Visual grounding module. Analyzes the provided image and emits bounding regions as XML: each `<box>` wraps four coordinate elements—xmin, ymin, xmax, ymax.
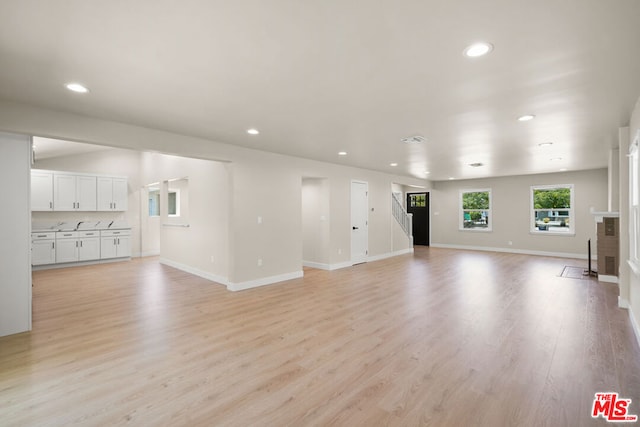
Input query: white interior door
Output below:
<box><xmin>351</xmin><ymin>180</ymin><xmax>368</xmax><ymax>264</ymax></box>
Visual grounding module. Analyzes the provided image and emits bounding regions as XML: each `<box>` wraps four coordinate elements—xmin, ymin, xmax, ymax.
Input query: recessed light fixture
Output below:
<box><xmin>518</xmin><ymin>114</ymin><xmax>535</xmax><ymax>122</ymax></box>
<box><xmin>448</xmin><ymin>177</ymin><xmax>455</xmax><ymax>180</ymax></box>
<box><xmin>559</xmin><ymin>168</ymin><xmax>568</xmax><ymax>171</ymax></box>
<box><xmin>463</xmin><ymin>42</ymin><xmax>493</xmax><ymax>58</ymax></box>
<box><xmin>338</xmin><ymin>151</ymin><xmax>347</xmax><ymax>156</ymax></box>
<box><xmin>247</xmin><ymin>129</ymin><xmax>259</xmax><ymax>135</ymax></box>
<box><xmin>469</xmin><ymin>162</ymin><xmax>484</xmax><ymax>167</ymax></box>
<box><xmin>550</xmin><ymin>157</ymin><xmax>563</xmax><ymax>161</ymax></box>
<box><xmin>401</xmin><ymin>135</ymin><xmax>426</xmax><ymax>144</ymax></box>
<box><xmin>65</xmin><ymin>83</ymin><xmax>89</xmax><ymax>93</ymax></box>
<box><xmin>538</xmin><ymin>142</ymin><xmax>553</xmax><ymax>147</ymax></box>
<box><xmin>423</xmin><ymin>170</ymin><xmax>430</xmax><ymax>175</ymax></box>
<box><xmin>390</xmin><ymin>162</ymin><xmax>398</xmax><ymax>167</ymax></box>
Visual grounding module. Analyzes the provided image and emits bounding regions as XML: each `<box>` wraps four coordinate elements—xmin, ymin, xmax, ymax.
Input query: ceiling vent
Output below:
<box><xmin>401</xmin><ymin>135</ymin><xmax>426</xmax><ymax>144</ymax></box>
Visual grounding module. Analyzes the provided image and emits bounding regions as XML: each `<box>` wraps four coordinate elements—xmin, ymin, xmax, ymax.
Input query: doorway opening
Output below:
<box><xmin>407</xmin><ymin>192</ymin><xmax>430</xmax><ymax>246</ymax></box>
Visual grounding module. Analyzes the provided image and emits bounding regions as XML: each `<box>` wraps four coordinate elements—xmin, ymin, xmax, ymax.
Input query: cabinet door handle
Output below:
<box><xmin>49</xmin><ymin>201</ymin><xmax>52</xmax><ymax>209</ymax></box>
<box><xmin>80</xmin><ymin>241</ymin><xmax>83</xmax><ymax>247</ymax></box>
<box><xmin>52</xmin><ymin>242</ymin><xmax>55</xmax><ymax>249</ymax></box>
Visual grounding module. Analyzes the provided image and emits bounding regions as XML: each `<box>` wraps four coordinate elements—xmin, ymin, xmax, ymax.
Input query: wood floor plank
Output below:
<box><xmin>1</xmin><ymin>247</ymin><xmax>639</xmax><ymax>426</ymax></box>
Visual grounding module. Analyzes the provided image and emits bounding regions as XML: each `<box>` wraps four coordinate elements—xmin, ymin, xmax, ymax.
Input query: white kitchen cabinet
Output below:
<box><xmin>100</xmin><ymin>229</ymin><xmax>131</xmax><ymax>259</ymax></box>
<box><xmin>31</xmin><ymin>170</ymin><xmax>54</xmax><ymax>211</ymax></box>
<box><xmin>78</xmin><ymin>231</ymin><xmax>100</xmax><ymax>261</ymax></box>
<box><xmin>55</xmin><ymin>231</ymin><xmax>80</xmax><ymax>263</ymax></box>
<box><xmin>54</xmin><ymin>173</ymin><xmax>97</xmax><ymax>211</ymax></box>
<box><xmin>55</xmin><ymin>231</ymin><xmax>102</xmax><ymax>263</ymax></box>
<box><xmin>31</xmin><ymin>232</ymin><xmax>56</xmax><ymax>265</ymax></box>
<box><xmin>97</xmin><ymin>177</ymin><xmax>128</xmax><ymax>211</ymax></box>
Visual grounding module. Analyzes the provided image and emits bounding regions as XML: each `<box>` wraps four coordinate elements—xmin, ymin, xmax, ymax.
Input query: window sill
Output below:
<box><xmin>459</xmin><ymin>228</ymin><xmax>492</xmax><ymax>232</ymax></box>
<box><xmin>529</xmin><ymin>230</ymin><xmax>575</xmax><ymax>237</ymax></box>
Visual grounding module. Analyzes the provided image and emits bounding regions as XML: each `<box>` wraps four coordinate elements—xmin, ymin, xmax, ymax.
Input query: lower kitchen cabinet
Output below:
<box><xmin>100</xmin><ymin>229</ymin><xmax>131</xmax><ymax>259</ymax></box>
<box><xmin>31</xmin><ymin>232</ymin><xmax>56</xmax><ymax>265</ymax></box>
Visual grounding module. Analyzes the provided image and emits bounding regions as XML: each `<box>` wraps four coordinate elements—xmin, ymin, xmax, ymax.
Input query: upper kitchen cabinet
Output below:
<box><xmin>97</xmin><ymin>177</ymin><xmax>128</xmax><ymax>211</ymax></box>
<box><xmin>54</xmin><ymin>173</ymin><xmax>97</xmax><ymax>211</ymax></box>
<box><xmin>31</xmin><ymin>170</ymin><xmax>54</xmax><ymax>211</ymax></box>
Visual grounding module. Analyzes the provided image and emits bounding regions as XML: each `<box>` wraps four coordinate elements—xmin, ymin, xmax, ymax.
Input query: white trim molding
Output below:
<box><xmin>597</xmin><ymin>274</ymin><xmax>618</xmax><ymax>284</ymax></box>
<box><xmin>629</xmin><ymin>308</ymin><xmax>640</xmax><ymax>350</ymax></box>
<box><xmin>227</xmin><ymin>270</ymin><xmax>303</xmax><ymax>292</ymax></box>
<box><xmin>159</xmin><ymin>258</ymin><xmax>228</xmax><ymax>287</ymax></box>
<box><xmin>430</xmin><ymin>243</ymin><xmax>593</xmax><ymax>260</ymax></box>
<box><xmin>367</xmin><ymin>248</ymin><xmax>414</xmax><ymax>262</ymax></box>
<box><xmin>304</xmin><ymin>248</ymin><xmax>414</xmax><ymax>271</ymax></box>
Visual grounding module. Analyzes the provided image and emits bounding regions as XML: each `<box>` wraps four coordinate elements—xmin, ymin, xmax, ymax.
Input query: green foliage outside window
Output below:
<box><xmin>533</xmin><ymin>188</ymin><xmax>571</xmax><ymax>209</ymax></box>
<box><xmin>462</xmin><ymin>191</ymin><xmax>490</xmax><ymax>210</ymax></box>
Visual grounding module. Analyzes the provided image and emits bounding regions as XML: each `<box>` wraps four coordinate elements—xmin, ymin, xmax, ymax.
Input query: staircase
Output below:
<box><xmin>392</xmin><ymin>193</ymin><xmax>413</xmax><ymax>243</ymax></box>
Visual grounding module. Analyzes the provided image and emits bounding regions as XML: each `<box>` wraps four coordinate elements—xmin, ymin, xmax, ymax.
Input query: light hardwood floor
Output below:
<box><xmin>1</xmin><ymin>247</ymin><xmax>639</xmax><ymax>426</ymax></box>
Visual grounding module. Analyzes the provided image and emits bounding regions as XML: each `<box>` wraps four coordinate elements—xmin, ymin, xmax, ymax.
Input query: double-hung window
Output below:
<box><xmin>531</xmin><ymin>184</ymin><xmax>574</xmax><ymax>234</ymax></box>
<box><xmin>460</xmin><ymin>189</ymin><xmax>491</xmax><ymax>231</ymax></box>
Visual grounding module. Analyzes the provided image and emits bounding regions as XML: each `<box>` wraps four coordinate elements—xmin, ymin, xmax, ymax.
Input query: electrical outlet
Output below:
<box><xmin>508</xmin><ymin>241</ymin><xmax>513</xmax><ymax>246</ymax></box>
<box><xmin>210</xmin><ymin>255</ymin><xmax>215</xmax><ymax>263</ymax></box>
<box><xmin>257</xmin><ymin>258</ymin><xmax>263</xmax><ymax>267</ymax></box>
<box><xmin>257</xmin><ymin>216</ymin><xmax>262</xmax><ymax>224</ymax></box>
<box><xmin>338</xmin><ymin>248</ymin><xmax>342</xmax><ymax>255</ymax></box>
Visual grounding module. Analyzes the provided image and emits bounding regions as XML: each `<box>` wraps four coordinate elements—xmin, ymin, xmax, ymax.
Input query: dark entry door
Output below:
<box><xmin>407</xmin><ymin>192</ymin><xmax>429</xmax><ymax>246</ymax></box>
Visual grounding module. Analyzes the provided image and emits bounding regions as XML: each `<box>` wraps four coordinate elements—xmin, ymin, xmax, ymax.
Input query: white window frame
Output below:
<box><xmin>629</xmin><ymin>130</ymin><xmax>640</xmax><ymax>274</ymax></box>
<box><xmin>459</xmin><ymin>188</ymin><xmax>492</xmax><ymax>232</ymax></box>
<box><xmin>530</xmin><ymin>184</ymin><xmax>575</xmax><ymax>236</ymax></box>
<box><xmin>168</xmin><ymin>188</ymin><xmax>181</xmax><ymax>217</ymax></box>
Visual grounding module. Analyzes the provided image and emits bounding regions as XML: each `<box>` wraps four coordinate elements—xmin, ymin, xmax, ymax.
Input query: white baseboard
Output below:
<box><xmin>32</xmin><ymin>257</ymin><xmax>131</xmax><ymax>271</ymax></box>
<box><xmin>227</xmin><ymin>270</ymin><xmax>303</xmax><ymax>292</ymax></box>
<box><xmin>304</xmin><ymin>248</ymin><xmax>414</xmax><ymax>271</ymax></box>
<box><xmin>629</xmin><ymin>307</ymin><xmax>640</xmax><ymax>350</ymax></box>
<box><xmin>303</xmin><ymin>260</ymin><xmax>331</xmax><ymax>270</ymax></box>
<box><xmin>429</xmin><ymin>243</ymin><xmax>593</xmax><ymax>260</ymax></box>
<box><xmin>159</xmin><ymin>258</ymin><xmax>228</xmax><ymax>287</ymax></box>
<box><xmin>598</xmin><ymin>274</ymin><xmax>618</xmax><ymax>284</ymax></box>
<box><xmin>367</xmin><ymin>248</ymin><xmax>414</xmax><ymax>262</ymax></box>
<box><xmin>619</xmin><ymin>296</ymin><xmax>630</xmax><ymax>309</ymax></box>
<box><xmin>139</xmin><ymin>251</ymin><xmax>160</xmax><ymax>258</ymax></box>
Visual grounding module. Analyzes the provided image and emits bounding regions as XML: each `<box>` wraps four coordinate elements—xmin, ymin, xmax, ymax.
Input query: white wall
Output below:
<box><xmin>0</xmin><ymin>132</ymin><xmax>32</xmax><ymax>337</ymax></box>
<box><xmin>430</xmin><ymin>169</ymin><xmax>608</xmax><ymax>258</ymax></box>
<box><xmin>0</xmin><ymin>100</ymin><xmax>425</xmax><ymax>289</ymax></box>
<box><xmin>140</xmin><ymin>152</ymin><xmax>229</xmax><ymax>285</ymax></box>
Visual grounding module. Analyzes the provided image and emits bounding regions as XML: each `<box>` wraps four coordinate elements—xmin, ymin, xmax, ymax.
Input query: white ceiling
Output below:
<box><xmin>1</xmin><ymin>1</ymin><xmax>639</xmax><ymax>180</ymax></box>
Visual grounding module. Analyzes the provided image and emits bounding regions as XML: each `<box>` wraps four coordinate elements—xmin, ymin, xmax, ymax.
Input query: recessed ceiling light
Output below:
<box><xmin>538</xmin><ymin>142</ymin><xmax>553</xmax><ymax>147</ymax></box>
<box><xmin>469</xmin><ymin>162</ymin><xmax>484</xmax><ymax>167</ymax></box>
<box><xmin>550</xmin><ymin>157</ymin><xmax>563</xmax><ymax>161</ymax></box>
<box><xmin>448</xmin><ymin>177</ymin><xmax>455</xmax><ymax>180</ymax></box>
<box><xmin>401</xmin><ymin>135</ymin><xmax>426</xmax><ymax>144</ymax></box>
<box><xmin>65</xmin><ymin>83</ymin><xmax>89</xmax><ymax>93</ymax></box>
<box><xmin>518</xmin><ymin>114</ymin><xmax>535</xmax><ymax>122</ymax></box>
<box><xmin>390</xmin><ymin>163</ymin><xmax>398</xmax><ymax>167</ymax></box>
<box><xmin>338</xmin><ymin>151</ymin><xmax>347</xmax><ymax>156</ymax></box>
<box><xmin>559</xmin><ymin>168</ymin><xmax>568</xmax><ymax>171</ymax></box>
<box><xmin>423</xmin><ymin>170</ymin><xmax>430</xmax><ymax>175</ymax></box>
<box><xmin>247</xmin><ymin>129</ymin><xmax>259</xmax><ymax>135</ymax></box>
<box><xmin>463</xmin><ymin>42</ymin><xmax>493</xmax><ymax>58</ymax></box>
